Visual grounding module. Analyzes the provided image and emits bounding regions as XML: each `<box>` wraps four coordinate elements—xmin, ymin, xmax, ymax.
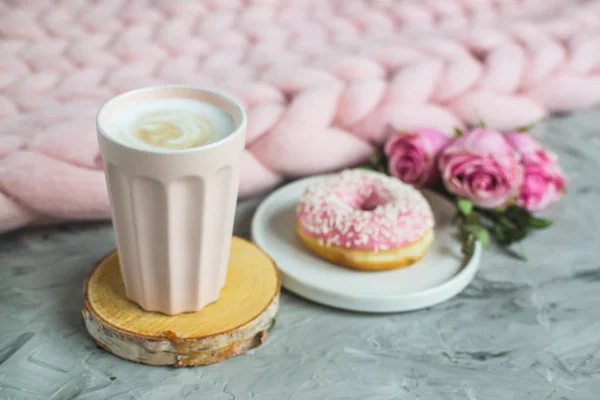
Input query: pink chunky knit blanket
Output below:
<box><xmin>1</xmin><ymin>0</ymin><xmax>600</xmax><ymax>233</ymax></box>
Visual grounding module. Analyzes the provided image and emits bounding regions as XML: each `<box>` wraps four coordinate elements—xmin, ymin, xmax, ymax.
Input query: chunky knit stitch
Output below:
<box><xmin>1</xmin><ymin>0</ymin><xmax>599</xmax><ymax>232</ymax></box>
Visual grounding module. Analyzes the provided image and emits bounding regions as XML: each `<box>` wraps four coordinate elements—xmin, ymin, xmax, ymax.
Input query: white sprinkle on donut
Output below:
<box><xmin>296</xmin><ymin>170</ymin><xmax>434</xmax><ymax>251</ymax></box>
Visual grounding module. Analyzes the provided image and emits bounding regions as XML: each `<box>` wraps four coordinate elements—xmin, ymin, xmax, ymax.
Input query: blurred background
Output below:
<box><xmin>2</xmin><ymin>0</ymin><xmax>600</xmax><ymax>232</ymax></box>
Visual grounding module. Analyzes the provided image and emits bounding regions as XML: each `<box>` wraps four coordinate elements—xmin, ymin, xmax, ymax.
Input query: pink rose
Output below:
<box><xmin>505</xmin><ymin>132</ymin><xmax>566</xmax><ymax>212</ymax></box>
<box><xmin>384</xmin><ymin>128</ymin><xmax>451</xmax><ymax>187</ymax></box>
<box><xmin>439</xmin><ymin>128</ymin><xmax>523</xmax><ymax>209</ymax></box>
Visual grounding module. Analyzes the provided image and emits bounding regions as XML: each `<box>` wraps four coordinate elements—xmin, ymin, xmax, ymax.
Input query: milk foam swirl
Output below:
<box><xmin>107</xmin><ymin>98</ymin><xmax>235</xmax><ymax>151</ymax></box>
<box><xmin>127</xmin><ymin>110</ymin><xmax>214</xmax><ymax>150</ymax></box>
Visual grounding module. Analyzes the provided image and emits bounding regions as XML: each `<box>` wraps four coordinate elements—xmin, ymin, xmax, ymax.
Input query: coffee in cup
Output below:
<box><xmin>105</xmin><ymin>98</ymin><xmax>235</xmax><ymax>151</ymax></box>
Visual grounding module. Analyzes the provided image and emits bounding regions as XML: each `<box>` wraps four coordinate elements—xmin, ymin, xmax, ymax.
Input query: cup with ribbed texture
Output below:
<box><xmin>96</xmin><ymin>85</ymin><xmax>246</xmax><ymax>315</ymax></box>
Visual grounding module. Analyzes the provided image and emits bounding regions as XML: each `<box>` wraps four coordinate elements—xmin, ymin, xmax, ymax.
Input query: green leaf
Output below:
<box><xmin>462</xmin><ymin>232</ymin><xmax>475</xmax><ymax>257</ymax></box>
<box><xmin>519</xmin><ymin>244</ymin><xmax>528</xmax><ymax>260</ymax></box>
<box><xmin>492</xmin><ymin>225</ymin><xmax>507</xmax><ymax>244</ymax></box>
<box><xmin>370</xmin><ymin>152</ymin><xmax>382</xmax><ymax>165</ymax></box>
<box><xmin>466</xmin><ymin>211</ymin><xmax>479</xmax><ymax>225</ymax></box>
<box><xmin>453</xmin><ymin>127</ymin><xmax>464</xmax><ymax>137</ymax></box>
<box><xmin>507</xmin><ymin>228</ymin><xmax>527</xmax><ymax>243</ymax></box>
<box><xmin>475</xmin><ymin>229</ymin><xmax>490</xmax><ymax>248</ymax></box>
<box><xmin>456</xmin><ymin>198</ymin><xmax>473</xmax><ymax>216</ymax></box>
<box><xmin>516</xmin><ymin>123</ymin><xmax>535</xmax><ymax>133</ymax></box>
<box><xmin>529</xmin><ymin>217</ymin><xmax>552</xmax><ymax>229</ymax></box>
<box><xmin>467</xmin><ymin>225</ymin><xmax>490</xmax><ymax>248</ymax></box>
<box><xmin>505</xmin><ymin>205</ymin><xmax>532</xmax><ymax>229</ymax></box>
<box><xmin>479</xmin><ymin>119</ymin><xmax>487</xmax><ymax>128</ymax></box>
<box><xmin>492</xmin><ymin>214</ymin><xmax>528</xmax><ymax>245</ymax></box>
<box><xmin>359</xmin><ymin>165</ymin><xmax>376</xmax><ymax>171</ymax></box>
<box><xmin>498</xmin><ymin>216</ymin><xmax>517</xmax><ymax>230</ymax></box>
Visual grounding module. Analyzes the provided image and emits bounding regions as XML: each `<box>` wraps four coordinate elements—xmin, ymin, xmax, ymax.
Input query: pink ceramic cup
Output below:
<box><xmin>96</xmin><ymin>85</ymin><xmax>247</xmax><ymax>315</ymax></box>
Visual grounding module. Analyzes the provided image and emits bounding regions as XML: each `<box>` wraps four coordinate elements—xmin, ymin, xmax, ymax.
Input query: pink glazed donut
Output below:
<box><xmin>296</xmin><ymin>169</ymin><xmax>435</xmax><ymax>271</ymax></box>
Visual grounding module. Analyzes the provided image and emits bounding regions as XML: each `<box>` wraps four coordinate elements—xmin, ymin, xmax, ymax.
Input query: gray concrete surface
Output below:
<box><xmin>1</xmin><ymin>110</ymin><xmax>600</xmax><ymax>399</ymax></box>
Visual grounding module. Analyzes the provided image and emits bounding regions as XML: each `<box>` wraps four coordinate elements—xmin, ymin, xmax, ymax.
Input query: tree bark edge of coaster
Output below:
<box><xmin>81</xmin><ymin>237</ymin><xmax>280</xmax><ymax>367</ymax></box>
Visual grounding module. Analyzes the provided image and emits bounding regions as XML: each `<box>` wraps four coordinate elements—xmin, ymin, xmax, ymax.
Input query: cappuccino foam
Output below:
<box><xmin>106</xmin><ymin>98</ymin><xmax>235</xmax><ymax>151</ymax></box>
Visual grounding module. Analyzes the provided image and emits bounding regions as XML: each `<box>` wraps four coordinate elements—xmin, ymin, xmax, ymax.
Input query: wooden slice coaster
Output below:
<box><xmin>82</xmin><ymin>237</ymin><xmax>280</xmax><ymax>367</ymax></box>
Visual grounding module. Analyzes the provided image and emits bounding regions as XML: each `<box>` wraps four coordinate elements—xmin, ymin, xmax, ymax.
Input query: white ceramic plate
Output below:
<box><xmin>251</xmin><ymin>175</ymin><xmax>481</xmax><ymax>313</ymax></box>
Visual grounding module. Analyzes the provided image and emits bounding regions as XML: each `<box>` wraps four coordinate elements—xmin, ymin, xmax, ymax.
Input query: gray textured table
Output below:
<box><xmin>1</xmin><ymin>110</ymin><xmax>600</xmax><ymax>400</ymax></box>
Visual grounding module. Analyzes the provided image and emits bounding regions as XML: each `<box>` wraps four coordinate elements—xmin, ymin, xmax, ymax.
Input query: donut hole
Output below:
<box><xmin>360</xmin><ymin>192</ymin><xmax>387</xmax><ymax>211</ymax></box>
<box><xmin>338</xmin><ymin>189</ymin><xmax>389</xmax><ymax>212</ymax></box>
